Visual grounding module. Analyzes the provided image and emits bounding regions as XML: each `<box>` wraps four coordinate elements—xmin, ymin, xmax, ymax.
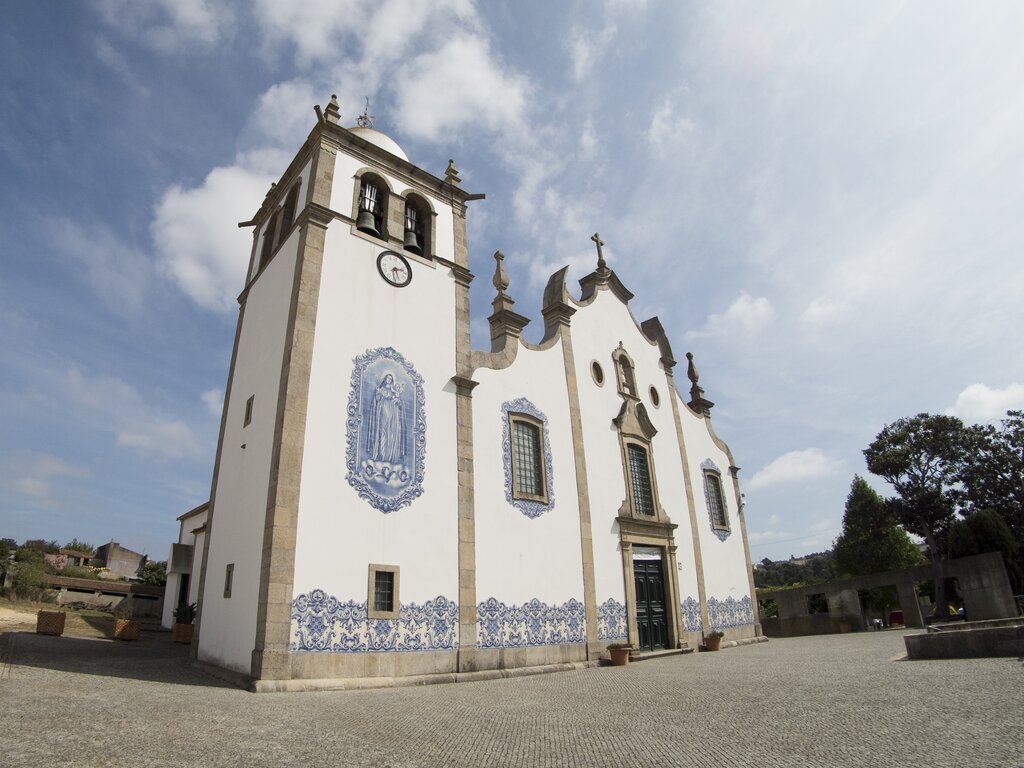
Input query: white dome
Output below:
<box><xmin>349</xmin><ymin>127</ymin><xmax>408</xmax><ymax>162</ymax></box>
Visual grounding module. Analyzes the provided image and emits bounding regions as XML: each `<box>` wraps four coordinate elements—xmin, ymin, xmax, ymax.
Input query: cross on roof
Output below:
<box><xmin>591</xmin><ymin>232</ymin><xmax>607</xmax><ymax>272</ymax></box>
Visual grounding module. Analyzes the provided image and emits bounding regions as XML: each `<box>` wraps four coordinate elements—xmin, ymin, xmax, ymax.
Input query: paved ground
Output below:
<box><xmin>1</xmin><ymin>628</ymin><xmax>1021</xmax><ymax>767</ymax></box>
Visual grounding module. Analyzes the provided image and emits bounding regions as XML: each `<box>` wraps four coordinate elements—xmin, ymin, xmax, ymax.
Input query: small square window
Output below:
<box><xmin>367</xmin><ymin>564</ymin><xmax>400</xmax><ymax>620</ymax></box>
<box><xmin>243</xmin><ymin>395</ymin><xmax>254</xmax><ymax>427</ymax></box>
<box><xmin>223</xmin><ymin>563</ymin><xmax>234</xmax><ymax>599</ymax></box>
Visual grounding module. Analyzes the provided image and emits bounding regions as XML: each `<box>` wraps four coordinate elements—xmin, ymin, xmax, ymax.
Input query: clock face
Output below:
<box><xmin>376</xmin><ymin>251</ymin><xmax>412</xmax><ymax>287</ymax></box>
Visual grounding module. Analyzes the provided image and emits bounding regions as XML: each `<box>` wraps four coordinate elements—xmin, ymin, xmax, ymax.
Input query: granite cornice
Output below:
<box><xmin>322</xmin><ymin>122</ymin><xmax>480</xmax><ymax>206</ymax></box>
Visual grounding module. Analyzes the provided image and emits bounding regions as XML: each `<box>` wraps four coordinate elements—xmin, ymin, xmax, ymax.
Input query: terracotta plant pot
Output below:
<box><xmin>608</xmin><ymin>647</ymin><xmax>631</xmax><ymax>666</ymax></box>
<box><xmin>171</xmin><ymin>623</ymin><xmax>195</xmax><ymax>644</ymax></box>
<box><xmin>114</xmin><ymin>618</ymin><xmax>140</xmax><ymax>641</ymax></box>
<box><xmin>704</xmin><ymin>635</ymin><xmax>722</xmax><ymax>652</ymax></box>
<box><xmin>36</xmin><ymin>610</ymin><xmax>66</xmax><ymax>636</ymax></box>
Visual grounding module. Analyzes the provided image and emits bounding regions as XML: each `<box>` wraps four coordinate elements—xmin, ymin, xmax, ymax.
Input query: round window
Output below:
<box><xmin>649</xmin><ymin>386</ymin><xmax>660</xmax><ymax>407</ymax></box>
<box><xmin>591</xmin><ymin>361</ymin><xmax>605</xmax><ymax>386</ymax></box>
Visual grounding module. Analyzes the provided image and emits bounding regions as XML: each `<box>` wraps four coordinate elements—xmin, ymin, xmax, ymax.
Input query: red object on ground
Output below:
<box><xmin>888</xmin><ymin>610</ymin><xmax>904</xmax><ymax>626</ymax></box>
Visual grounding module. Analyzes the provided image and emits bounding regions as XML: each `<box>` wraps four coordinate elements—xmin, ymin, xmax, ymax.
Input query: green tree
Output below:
<box><xmin>863</xmin><ymin>413</ymin><xmax>967</xmax><ymax>558</ymax></box>
<box><xmin>957</xmin><ymin>411</ymin><xmax>1024</xmax><ymax>559</ymax></box>
<box><xmin>63</xmin><ymin>538</ymin><xmax>95</xmax><ymax>554</ymax></box>
<box><xmin>22</xmin><ymin>539</ymin><xmax>60</xmax><ymax>554</ymax></box>
<box><xmin>832</xmin><ymin>476</ymin><xmax>926</xmax><ymax>577</ymax></box>
<box><xmin>947</xmin><ymin>508</ymin><xmax>1023</xmax><ymax>593</ymax></box>
<box><xmin>137</xmin><ymin>560</ymin><xmax>167</xmax><ymax>587</ymax></box>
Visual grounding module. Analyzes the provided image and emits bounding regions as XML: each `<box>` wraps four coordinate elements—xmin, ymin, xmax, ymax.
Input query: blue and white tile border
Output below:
<box><xmin>680</xmin><ymin>596</ymin><xmax>703</xmax><ymax>632</ymax></box>
<box><xmin>707</xmin><ymin>595</ymin><xmax>754</xmax><ymax>629</ymax></box>
<box><xmin>501</xmin><ymin>397</ymin><xmax>555</xmax><ymax>519</ymax></box>
<box><xmin>477</xmin><ymin>597</ymin><xmax>585</xmax><ymax>648</ymax></box>
<box><xmin>345</xmin><ymin>347</ymin><xmax>426</xmax><ymax>513</ymax></box>
<box><xmin>701</xmin><ymin>458</ymin><xmax>731</xmax><ymax>541</ymax></box>
<box><xmin>596</xmin><ymin>598</ymin><xmax>627</xmax><ymax>640</ymax></box>
<box><xmin>290</xmin><ymin>590</ymin><xmax>458</xmax><ymax>652</ymax></box>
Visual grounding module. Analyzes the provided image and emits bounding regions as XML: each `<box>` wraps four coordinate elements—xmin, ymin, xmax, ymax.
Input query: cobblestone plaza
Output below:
<box><xmin>2</xmin><ymin>628</ymin><xmax>1020</xmax><ymax>767</ymax></box>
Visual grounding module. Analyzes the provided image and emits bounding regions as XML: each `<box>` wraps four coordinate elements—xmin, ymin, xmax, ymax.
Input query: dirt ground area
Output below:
<box><xmin>0</xmin><ymin>599</ymin><xmax>147</xmax><ymax>639</ymax></box>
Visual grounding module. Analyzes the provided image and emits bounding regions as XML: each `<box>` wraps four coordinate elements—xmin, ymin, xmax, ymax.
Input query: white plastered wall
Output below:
<box><xmin>678</xmin><ymin>400</ymin><xmax>753</xmax><ymax>612</ymax></box>
<box><xmin>569</xmin><ymin>289</ymin><xmax>699</xmax><ymax>615</ymax></box>
<box><xmin>471</xmin><ymin>340</ymin><xmax>584</xmax><ymax>606</ymax></box>
<box><xmin>197</xmin><ymin>232</ymin><xmax>300</xmax><ymax>674</ymax></box>
<box><xmin>290</xmin><ymin>218</ymin><xmax>459</xmax><ymax>608</ymax></box>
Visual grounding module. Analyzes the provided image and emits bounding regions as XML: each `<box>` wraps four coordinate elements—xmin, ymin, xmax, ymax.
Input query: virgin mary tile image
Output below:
<box><xmin>346</xmin><ymin>347</ymin><xmax>426</xmax><ymax>512</ymax></box>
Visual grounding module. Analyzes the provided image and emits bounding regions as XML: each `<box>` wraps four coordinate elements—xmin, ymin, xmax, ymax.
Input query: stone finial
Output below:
<box><xmin>324</xmin><ymin>94</ymin><xmax>341</xmax><ymax>124</ymax></box>
<box><xmin>488</xmin><ymin>249</ymin><xmax>529</xmax><ymax>352</ymax></box>
<box><xmin>492</xmin><ymin>250</ymin><xmax>510</xmax><ymax>296</ymax></box>
<box><xmin>445</xmin><ymin>159</ymin><xmax>461</xmax><ymax>187</ymax></box>
<box><xmin>591</xmin><ymin>232</ymin><xmax>608</xmax><ymax>274</ymax></box>
<box><xmin>686</xmin><ymin>352</ymin><xmax>714</xmax><ymax>416</ymax></box>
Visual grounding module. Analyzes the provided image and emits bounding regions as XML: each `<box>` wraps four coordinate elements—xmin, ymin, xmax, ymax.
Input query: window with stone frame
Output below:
<box><xmin>704</xmin><ymin>469</ymin><xmax>729</xmax><ymax>531</ymax></box>
<box><xmin>367</xmin><ymin>564</ymin><xmax>400</xmax><ymax>620</ymax></box>
<box><xmin>627</xmin><ymin>443</ymin><xmax>655</xmax><ymax>516</ymax></box>
<box><xmin>508</xmin><ymin>413</ymin><xmax>547</xmax><ymax>503</ymax></box>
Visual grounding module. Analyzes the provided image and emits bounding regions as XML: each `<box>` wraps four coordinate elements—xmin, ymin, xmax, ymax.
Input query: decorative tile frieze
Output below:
<box><xmin>680</xmin><ymin>596</ymin><xmax>703</xmax><ymax>632</ymax></box>
<box><xmin>596</xmin><ymin>598</ymin><xmax>627</xmax><ymax>640</ymax></box>
<box><xmin>345</xmin><ymin>347</ymin><xmax>426</xmax><ymax>513</ymax></box>
<box><xmin>290</xmin><ymin>589</ymin><xmax>458</xmax><ymax>652</ymax></box>
<box><xmin>707</xmin><ymin>595</ymin><xmax>754</xmax><ymax>629</ymax></box>
<box><xmin>477</xmin><ymin>597</ymin><xmax>585</xmax><ymax>648</ymax></box>
<box><xmin>501</xmin><ymin>397</ymin><xmax>555</xmax><ymax>519</ymax></box>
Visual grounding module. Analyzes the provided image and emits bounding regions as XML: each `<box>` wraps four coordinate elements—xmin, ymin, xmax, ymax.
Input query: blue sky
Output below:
<box><xmin>2</xmin><ymin>1</ymin><xmax>1023</xmax><ymax>563</ymax></box>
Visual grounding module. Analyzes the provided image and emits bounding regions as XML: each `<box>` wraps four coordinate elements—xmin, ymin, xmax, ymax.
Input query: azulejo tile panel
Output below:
<box><xmin>596</xmin><ymin>598</ymin><xmax>627</xmax><ymax>640</ymax></box>
<box><xmin>290</xmin><ymin>590</ymin><xmax>458</xmax><ymax>652</ymax></box>
<box><xmin>680</xmin><ymin>596</ymin><xmax>703</xmax><ymax>632</ymax></box>
<box><xmin>701</xmin><ymin>458</ymin><xmax>731</xmax><ymax>541</ymax></box>
<box><xmin>346</xmin><ymin>347</ymin><xmax>426</xmax><ymax>513</ymax></box>
<box><xmin>501</xmin><ymin>397</ymin><xmax>555</xmax><ymax>519</ymax></box>
<box><xmin>707</xmin><ymin>595</ymin><xmax>754</xmax><ymax>629</ymax></box>
<box><xmin>477</xmin><ymin>597</ymin><xmax>585</xmax><ymax>648</ymax></box>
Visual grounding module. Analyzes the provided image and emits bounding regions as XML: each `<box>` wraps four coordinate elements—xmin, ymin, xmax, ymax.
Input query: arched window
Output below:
<box><xmin>356</xmin><ymin>174</ymin><xmax>388</xmax><ymax>240</ymax></box>
<box><xmin>279</xmin><ymin>180</ymin><xmax>301</xmax><ymax>236</ymax></box>
<box><xmin>403</xmin><ymin>195</ymin><xmax>430</xmax><ymax>256</ymax></box>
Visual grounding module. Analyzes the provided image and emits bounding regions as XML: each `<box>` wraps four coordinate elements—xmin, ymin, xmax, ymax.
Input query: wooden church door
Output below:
<box><xmin>634</xmin><ymin>559</ymin><xmax>668</xmax><ymax>650</ymax></box>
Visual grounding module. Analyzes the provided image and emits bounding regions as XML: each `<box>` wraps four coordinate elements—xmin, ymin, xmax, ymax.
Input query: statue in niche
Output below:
<box><xmin>368</xmin><ymin>373</ymin><xmax>405</xmax><ymax>464</ymax></box>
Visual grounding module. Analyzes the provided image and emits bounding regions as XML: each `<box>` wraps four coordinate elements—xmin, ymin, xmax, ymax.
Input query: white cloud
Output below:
<box><xmin>747</xmin><ymin>448</ymin><xmax>842</xmax><ymax>490</ymax></box>
<box><xmin>1</xmin><ymin>454</ymin><xmax>89</xmax><ymax>505</ymax></box>
<box><xmin>945</xmin><ymin>382</ymin><xmax>1024</xmax><ymax>424</ymax></box>
<box><xmin>200</xmin><ymin>388</ymin><xmax>223</xmax><ymax>418</ymax></box>
<box><xmin>647</xmin><ymin>100</ymin><xmax>697</xmax><ymax>159</ymax></box>
<box><xmin>686</xmin><ymin>292</ymin><xmax>774</xmax><ymax>340</ymax></box>
<box><xmin>246</xmin><ymin>79</ymin><xmax>324</xmax><ymax>150</ymax></box>
<box><xmin>393</xmin><ymin>34</ymin><xmax>529</xmax><ymax>143</ymax></box>
<box><xmin>153</xmin><ymin>164</ymin><xmax>273</xmax><ymax>312</ymax></box>
<box><xmin>67</xmin><ymin>366</ymin><xmax>206</xmax><ymax>461</ymax></box>
<box><xmin>94</xmin><ymin>0</ymin><xmax>231</xmax><ymax>51</ymax></box>
<box><xmin>47</xmin><ymin>217</ymin><xmax>153</xmax><ymax>316</ymax></box>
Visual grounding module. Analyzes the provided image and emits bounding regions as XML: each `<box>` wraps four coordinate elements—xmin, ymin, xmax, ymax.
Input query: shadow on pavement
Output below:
<box><xmin>0</xmin><ymin>630</ymin><xmax>235</xmax><ymax>688</ymax></box>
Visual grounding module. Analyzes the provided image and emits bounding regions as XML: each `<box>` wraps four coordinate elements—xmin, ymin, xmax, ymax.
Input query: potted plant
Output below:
<box><xmin>704</xmin><ymin>629</ymin><xmax>724</xmax><ymax>651</ymax></box>
<box><xmin>36</xmin><ymin>609</ymin><xmax>66</xmax><ymax>636</ymax></box>
<box><xmin>171</xmin><ymin>602</ymin><xmax>197</xmax><ymax>644</ymax></box>
<box><xmin>606</xmin><ymin>641</ymin><xmax>632</xmax><ymax>666</ymax></box>
<box><xmin>112</xmin><ymin>601</ymin><xmax>140</xmax><ymax>641</ymax></box>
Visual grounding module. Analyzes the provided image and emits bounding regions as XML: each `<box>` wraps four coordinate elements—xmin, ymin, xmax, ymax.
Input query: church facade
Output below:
<box><xmin>192</xmin><ymin>96</ymin><xmax>759</xmax><ymax>687</ymax></box>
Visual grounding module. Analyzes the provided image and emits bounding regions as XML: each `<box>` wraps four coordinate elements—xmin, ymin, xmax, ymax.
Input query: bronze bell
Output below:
<box><xmin>403</xmin><ymin>228</ymin><xmax>421</xmax><ymax>254</ymax></box>
<box><xmin>357</xmin><ymin>209</ymin><xmax>379</xmax><ymax>237</ymax></box>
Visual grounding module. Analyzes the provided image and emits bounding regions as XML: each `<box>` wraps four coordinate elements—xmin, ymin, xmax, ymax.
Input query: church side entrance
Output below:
<box><xmin>633</xmin><ymin>549</ymin><xmax>667</xmax><ymax>650</ymax></box>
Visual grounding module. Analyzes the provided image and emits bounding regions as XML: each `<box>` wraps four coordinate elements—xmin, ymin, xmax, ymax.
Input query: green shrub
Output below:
<box><xmin>11</xmin><ymin>562</ymin><xmax>54</xmax><ymax>601</ymax></box>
